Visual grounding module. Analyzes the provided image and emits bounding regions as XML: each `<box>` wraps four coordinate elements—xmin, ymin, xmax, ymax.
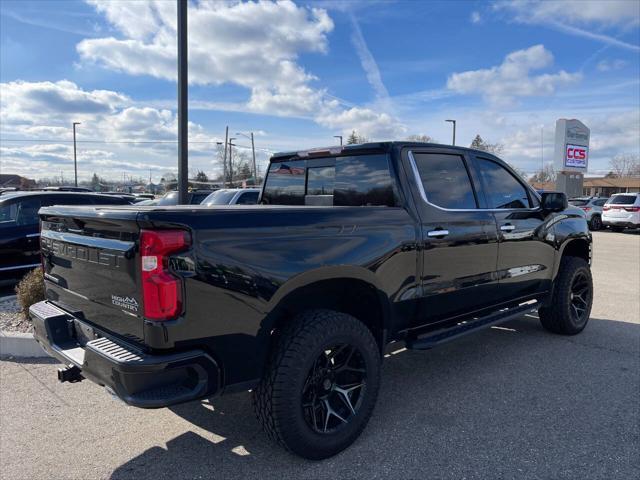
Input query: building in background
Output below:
<box><xmin>582</xmin><ymin>177</ymin><xmax>640</xmax><ymax>197</ymax></box>
<box><xmin>0</xmin><ymin>174</ymin><xmax>36</xmax><ymax>189</ymax></box>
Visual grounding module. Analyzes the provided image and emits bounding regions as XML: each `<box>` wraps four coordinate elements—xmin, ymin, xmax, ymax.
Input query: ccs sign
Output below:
<box><xmin>565</xmin><ymin>144</ymin><xmax>588</xmax><ymax>169</ymax></box>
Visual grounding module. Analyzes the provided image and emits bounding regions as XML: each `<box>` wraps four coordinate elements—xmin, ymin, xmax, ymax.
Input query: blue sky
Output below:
<box><xmin>1</xmin><ymin>0</ymin><xmax>639</xmax><ymax>182</ymax></box>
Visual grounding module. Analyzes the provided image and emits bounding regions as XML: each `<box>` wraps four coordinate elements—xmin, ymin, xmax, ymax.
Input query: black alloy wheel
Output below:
<box><xmin>302</xmin><ymin>344</ymin><xmax>367</xmax><ymax>434</ymax></box>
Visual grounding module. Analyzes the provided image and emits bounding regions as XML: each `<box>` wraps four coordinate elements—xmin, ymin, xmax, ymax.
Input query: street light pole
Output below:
<box><xmin>177</xmin><ymin>0</ymin><xmax>189</xmax><ymax>204</ymax></box>
<box><xmin>72</xmin><ymin>122</ymin><xmax>80</xmax><ymax>186</ymax></box>
<box><xmin>223</xmin><ymin>126</ymin><xmax>229</xmax><ymax>187</ymax></box>
<box><xmin>333</xmin><ymin>135</ymin><xmax>343</xmax><ymax>146</ymax></box>
<box><xmin>445</xmin><ymin>119</ymin><xmax>456</xmax><ymax>146</ymax></box>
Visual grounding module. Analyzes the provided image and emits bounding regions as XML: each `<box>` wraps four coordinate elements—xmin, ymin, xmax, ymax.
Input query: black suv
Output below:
<box><xmin>31</xmin><ymin>142</ymin><xmax>592</xmax><ymax>459</ymax></box>
<box><xmin>0</xmin><ymin>191</ymin><xmax>130</xmax><ymax>283</ymax></box>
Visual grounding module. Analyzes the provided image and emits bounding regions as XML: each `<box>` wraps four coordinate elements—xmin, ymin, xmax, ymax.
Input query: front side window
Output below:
<box><xmin>412</xmin><ymin>153</ymin><xmax>476</xmax><ymax>209</ymax></box>
<box><xmin>262</xmin><ymin>161</ymin><xmax>306</xmax><ymax>205</ymax></box>
<box><xmin>476</xmin><ymin>158</ymin><xmax>531</xmax><ymax>209</ymax></box>
<box><xmin>0</xmin><ymin>201</ymin><xmax>18</xmax><ymax>226</ymax></box>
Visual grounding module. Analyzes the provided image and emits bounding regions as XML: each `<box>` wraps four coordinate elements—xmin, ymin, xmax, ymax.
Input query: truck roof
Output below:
<box><xmin>270</xmin><ymin>141</ymin><xmax>496</xmax><ymax>162</ymax></box>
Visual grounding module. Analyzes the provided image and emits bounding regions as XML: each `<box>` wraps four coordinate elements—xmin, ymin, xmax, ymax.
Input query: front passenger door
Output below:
<box><xmin>472</xmin><ymin>156</ymin><xmax>555</xmax><ymax>302</ymax></box>
<box><xmin>408</xmin><ymin>150</ymin><xmax>500</xmax><ymax>326</ymax></box>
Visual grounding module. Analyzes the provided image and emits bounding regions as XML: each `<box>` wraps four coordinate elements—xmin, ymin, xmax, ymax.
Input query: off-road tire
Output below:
<box><xmin>539</xmin><ymin>256</ymin><xmax>593</xmax><ymax>335</ymax></box>
<box><xmin>252</xmin><ymin>309</ymin><xmax>381</xmax><ymax>460</ymax></box>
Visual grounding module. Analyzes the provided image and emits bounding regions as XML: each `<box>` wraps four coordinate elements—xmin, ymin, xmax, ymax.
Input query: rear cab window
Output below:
<box><xmin>262</xmin><ymin>154</ymin><xmax>398</xmax><ymax>207</ymax></box>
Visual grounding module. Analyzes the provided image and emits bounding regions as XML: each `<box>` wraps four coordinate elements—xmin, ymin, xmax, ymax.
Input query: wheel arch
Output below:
<box><xmin>554</xmin><ymin>237</ymin><xmax>591</xmax><ymax>278</ymax></box>
<box><xmin>260</xmin><ymin>268</ymin><xmax>392</xmax><ymax>356</ymax></box>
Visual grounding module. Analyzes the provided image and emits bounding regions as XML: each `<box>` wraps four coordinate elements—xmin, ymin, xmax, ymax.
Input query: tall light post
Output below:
<box><xmin>177</xmin><ymin>0</ymin><xmax>189</xmax><ymax>204</ymax></box>
<box><xmin>72</xmin><ymin>122</ymin><xmax>80</xmax><ymax>186</ymax></box>
<box><xmin>228</xmin><ymin>137</ymin><xmax>236</xmax><ymax>185</ymax></box>
<box><xmin>236</xmin><ymin>131</ymin><xmax>257</xmax><ymax>182</ymax></box>
<box><xmin>333</xmin><ymin>135</ymin><xmax>343</xmax><ymax>146</ymax></box>
<box><xmin>445</xmin><ymin>119</ymin><xmax>456</xmax><ymax>146</ymax></box>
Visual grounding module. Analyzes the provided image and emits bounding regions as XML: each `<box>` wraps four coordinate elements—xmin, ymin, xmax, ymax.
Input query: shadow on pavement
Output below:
<box><xmin>111</xmin><ymin>316</ymin><xmax>639</xmax><ymax>479</ymax></box>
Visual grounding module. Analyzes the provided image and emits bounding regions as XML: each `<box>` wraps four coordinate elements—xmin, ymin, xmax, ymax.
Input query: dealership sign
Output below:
<box><xmin>565</xmin><ymin>144</ymin><xmax>588</xmax><ymax>168</ymax></box>
<box><xmin>554</xmin><ymin>119</ymin><xmax>590</xmax><ymax>172</ymax></box>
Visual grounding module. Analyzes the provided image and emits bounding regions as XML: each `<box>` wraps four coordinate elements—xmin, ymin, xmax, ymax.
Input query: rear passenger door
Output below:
<box><xmin>406</xmin><ymin>149</ymin><xmax>500</xmax><ymax>326</ymax></box>
<box><xmin>471</xmin><ymin>155</ymin><xmax>555</xmax><ymax>302</ymax></box>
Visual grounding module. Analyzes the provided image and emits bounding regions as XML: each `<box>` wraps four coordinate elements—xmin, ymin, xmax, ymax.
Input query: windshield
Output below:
<box><xmin>203</xmin><ymin>190</ymin><xmax>237</xmax><ymax>205</ymax></box>
<box><xmin>156</xmin><ymin>192</ymin><xmax>178</xmax><ymax>206</ymax></box>
<box><xmin>569</xmin><ymin>199</ymin><xmax>589</xmax><ymax>206</ymax></box>
<box><xmin>608</xmin><ymin>195</ymin><xmax>637</xmax><ymax>205</ymax></box>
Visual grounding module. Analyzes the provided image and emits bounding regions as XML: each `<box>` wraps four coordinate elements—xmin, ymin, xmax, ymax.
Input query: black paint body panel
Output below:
<box><xmin>38</xmin><ymin>142</ymin><xmax>591</xmax><ymax>393</ymax></box>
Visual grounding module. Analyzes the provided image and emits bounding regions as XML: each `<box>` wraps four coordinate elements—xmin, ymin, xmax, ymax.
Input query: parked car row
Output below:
<box><xmin>569</xmin><ymin>193</ymin><xmax>640</xmax><ymax>231</ymax></box>
<box><xmin>0</xmin><ymin>187</ymin><xmax>262</xmax><ymax>285</ymax></box>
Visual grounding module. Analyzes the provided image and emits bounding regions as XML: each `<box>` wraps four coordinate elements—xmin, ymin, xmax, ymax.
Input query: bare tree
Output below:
<box><xmin>529</xmin><ymin>164</ymin><xmax>557</xmax><ymax>183</ymax></box>
<box><xmin>609</xmin><ymin>153</ymin><xmax>640</xmax><ymax>177</ymax></box>
<box><xmin>470</xmin><ymin>134</ymin><xmax>504</xmax><ymax>155</ymax></box>
<box><xmin>346</xmin><ymin>130</ymin><xmax>368</xmax><ymax>145</ymax></box>
<box><xmin>406</xmin><ymin>134</ymin><xmax>435</xmax><ymax>143</ymax></box>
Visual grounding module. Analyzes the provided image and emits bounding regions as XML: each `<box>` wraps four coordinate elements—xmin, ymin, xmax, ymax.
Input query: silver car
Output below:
<box><xmin>568</xmin><ymin>197</ymin><xmax>608</xmax><ymax>231</ymax></box>
<box><xmin>201</xmin><ymin>188</ymin><xmax>261</xmax><ymax>206</ymax></box>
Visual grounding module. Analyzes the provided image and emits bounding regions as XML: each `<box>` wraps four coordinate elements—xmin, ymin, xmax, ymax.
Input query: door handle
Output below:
<box><xmin>500</xmin><ymin>224</ymin><xmax>516</xmax><ymax>232</ymax></box>
<box><xmin>427</xmin><ymin>229</ymin><xmax>449</xmax><ymax>238</ymax></box>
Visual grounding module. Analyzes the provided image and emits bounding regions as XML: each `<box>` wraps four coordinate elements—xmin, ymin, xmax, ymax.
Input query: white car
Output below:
<box><xmin>569</xmin><ymin>197</ymin><xmax>608</xmax><ymax>231</ymax></box>
<box><xmin>602</xmin><ymin>192</ymin><xmax>640</xmax><ymax>231</ymax></box>
<box><xmin>201</xmin><ymin>188</ymin><xmax>260</xmax><ymax>206</ymax></box>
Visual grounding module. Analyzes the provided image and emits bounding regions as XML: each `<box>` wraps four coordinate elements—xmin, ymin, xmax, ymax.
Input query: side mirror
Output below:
<box><xmin>540</xmin><ymin>192</ymin><xmax>568</xmax><ymax>212</ymax></box>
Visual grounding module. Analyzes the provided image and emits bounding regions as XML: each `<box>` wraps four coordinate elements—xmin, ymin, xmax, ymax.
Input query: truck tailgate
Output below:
<box><xmin>39</xmin><ymin>206</ymin><xmax>144</xmax><ymax>343</ymax></box>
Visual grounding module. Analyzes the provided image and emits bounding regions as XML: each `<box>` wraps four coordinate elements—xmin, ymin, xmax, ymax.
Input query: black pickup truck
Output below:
<box><xmin>30</xmin><ymin>142</ymin><xmax>593</xmax><ymax>459</ymax></box>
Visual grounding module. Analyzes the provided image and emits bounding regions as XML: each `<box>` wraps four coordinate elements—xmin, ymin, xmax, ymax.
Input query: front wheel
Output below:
<box><xmin>253</xmin><ymin>310</ymin><xmax>381</xmax><ymax>460</ymax></box>
<box><xmin>539</xmin><ymin>256</ymin><xmax>593</xmax><ymax>335</ymax></box>
<box><xmin>589</xmin><ymin>215</ymin><xmax>602</xmax><ymax>231</ymax></box>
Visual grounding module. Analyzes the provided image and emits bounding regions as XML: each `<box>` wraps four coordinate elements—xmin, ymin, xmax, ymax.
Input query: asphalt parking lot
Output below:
<box><xmin>1</xmin><ymin>230</ymin><xmax>638</xmax><ymax>480</ymax></box>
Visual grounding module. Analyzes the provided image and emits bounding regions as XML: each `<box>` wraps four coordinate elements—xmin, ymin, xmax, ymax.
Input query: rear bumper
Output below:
<box><xmin>29</xmin><ymin>301</ymin><xmax>220</xmax><ymax>408</ymax></box>
<box><xmin>602</xmin><ymin>220</ymin><xmax>640</xmax><ymax>228</ymax></box>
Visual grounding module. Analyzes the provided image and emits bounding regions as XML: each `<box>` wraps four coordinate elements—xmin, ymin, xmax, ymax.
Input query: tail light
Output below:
<box><xmin>581</xmin><ymin>207</ymin><xmax>591</xmax><ymax>212</ymax></box>
<box><xmin>140</xmin><ymin>229</ymin><xmax>190</xmax><ymax>321</ymax></box>
<box><xmin>624</xmin><ymin>206</ymin><xmax>640</xmax><ymax>212</ymax></box>
<box><xmin>603</xmin><ymin>205</ymin><xmax>610</xmax><ymax>210</ymax></box>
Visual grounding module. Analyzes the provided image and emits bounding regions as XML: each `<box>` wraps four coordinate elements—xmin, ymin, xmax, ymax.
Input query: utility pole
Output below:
<box><xmin>72</xmin><ymin>122</ymin><xmax>80</xmax><ymax>186</ymax></box>
<box><xmin>445</xmin><ymin>119</ymin><xmax>456</xmax><ymax>146</ymax></box>
<box><xmin>228</xmin><ymin>138</ymin><xmax>236</xmax><ymax>186</ymax></box>
<box><xmin>250</xmin><ymin>132</ymin><xmax>256</xmax><ymax>182</ymax></box>
<box><xmin>177</xmin><ymin>0</ymin><xmax>189</xmax><ymax>204</ymax></box>
<box><xmin>223</xmin><ymin>126</ymin><xmax>229</xmax><ymax>187</ymax></box>
<box><xmin>333</xmin><ymin>135</ymin><xmax>343</xmax><ymax>146</ymax></box>
<box><xmin>236</xmin><ymin>131</ymin><xmax>257</xmax><ymax>182</ymax></box>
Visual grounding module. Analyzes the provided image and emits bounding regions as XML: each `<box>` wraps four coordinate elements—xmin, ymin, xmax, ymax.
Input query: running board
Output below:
<box><xmin>406</xmin><ymin>302</ymin><xmax>538</xmax><ymax>350</ymax></box>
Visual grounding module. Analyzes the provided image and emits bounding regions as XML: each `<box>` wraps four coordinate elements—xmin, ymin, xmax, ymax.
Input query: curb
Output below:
<box><xmin>0</xmin><ymin>330</ymin><xmax>50</xmax><ymax>358</ymax></box>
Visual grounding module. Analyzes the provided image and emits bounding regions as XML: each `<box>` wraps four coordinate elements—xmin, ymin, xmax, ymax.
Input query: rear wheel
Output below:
<box><xmin>589</xmin><ymin>215</ymin><xmax>602</xmax><ymax>231</ymax></box>
<box><xmin>539</xmin><ymin>257</ymin><xmax>593</xmax><ymax>335</ymax></box>
<box><xmin>253</xmin><ymin>309</ymin><xmax>381</xmax><ymax>460</ymax></box>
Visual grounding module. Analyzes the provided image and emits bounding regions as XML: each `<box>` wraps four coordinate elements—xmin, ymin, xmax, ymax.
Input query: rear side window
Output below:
<box><xmin>0</xmin><ymin>201</ymin><xmax>18</xmax><ymax>226</ymax></box>
<box><xmin>263</xmin><ymin>154</ymin><xmax>397</xmax><ymax>207</ymax></box>
<box><xmin>594</xmin><ymin>199</ymin><xmax>607</xmax><ymax>207</ymax></box>
<box><xmin>262</xmin><ymin>162</ymin><xmax>306</xmax><ymax>205</ymax></box>
<box><xmin>412</xmin><ymin>153</ymin><xmax>476</xmax><ymax>209</ymax></box>
<box><xmin>334</xmin><ymin>155</ymin><xmax>397</xmax><ymax>207</ymax></box>
<box><xmin>15</xmin><ymin>198</ymin><xmax>42</xmax><ymax>225</ymax></box>
<box><xmin>476</xmin><ymin>158</ymin><xmax>531</xmax><ymax>209</ymax></box>
<box><xmin>608</xmin><ymin>195</ymin><xmax>637</xmax><ymax>205</ymax></box>
<box><xmin>236</xmin><ymin>191</ymin><xmax>259</xmax><ymax>204</ymax></box>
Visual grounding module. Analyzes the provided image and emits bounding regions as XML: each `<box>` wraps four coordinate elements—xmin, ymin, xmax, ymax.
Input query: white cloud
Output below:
<box><xmin>596</xmin><ymin>59</ymin><xmax>628</xmax><ymax>71</ymax></box>
<box><xmin>0</xmin><ymin>80</ymin><xmax>217</xmax><ymax>180</ymax></box>
<box><xmin>494</xmin><ymin>1</ymin><xmax>640</xmax><ymax>51</ymax></box>
<box><xmin>470</xmin><ymin>11</ymin><xmax>481</xmax><ymax>24</ymax></box>
<box><xmin>447</xmin><ymin>45</ymin><xmax>581</xmax><ymax>105</ymax></box>
<box><xmin>315</xmin><ymin>106</ymin><xmax>406</xmax><ymax>140</ymax></box>
<box><xmin>78</xmin><ymin>0</ymin><xmax>404</xmax><ymax>139</ymax></box>
<box><xmin>495</xmin><ymin>0</ymin><xmax>640</xmax><ymax>28</ymax></box>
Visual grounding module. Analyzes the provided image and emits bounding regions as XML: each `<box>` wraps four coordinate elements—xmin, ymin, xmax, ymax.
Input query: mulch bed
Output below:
<box><xmin>0</xmin><ymin>296</ymin><xmax>32</xmax><ymax>333</ymax></box>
